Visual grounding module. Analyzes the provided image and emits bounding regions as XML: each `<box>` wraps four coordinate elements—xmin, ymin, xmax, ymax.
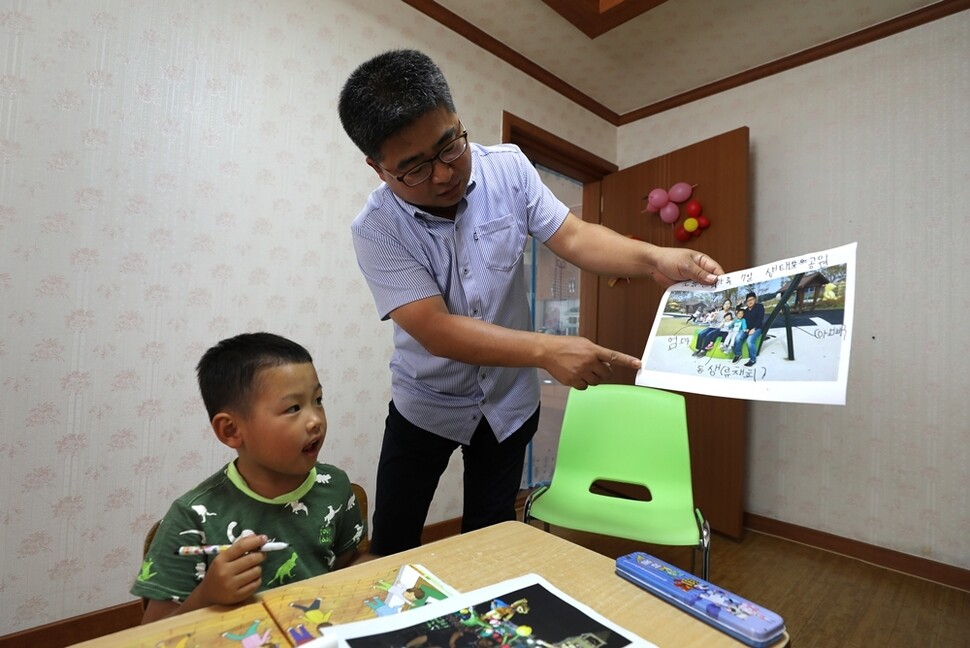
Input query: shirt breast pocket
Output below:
<box><xmin>477</xmin><ymin>215</ymin><xmax>523</xmax><ymax>272</ymax></box>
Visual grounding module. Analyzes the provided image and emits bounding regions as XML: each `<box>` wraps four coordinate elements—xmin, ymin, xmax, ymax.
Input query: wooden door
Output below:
<box><xmin>595</xmin><ymin>127</ymin><xmax>750</xmax><ymax>539</ymax></box>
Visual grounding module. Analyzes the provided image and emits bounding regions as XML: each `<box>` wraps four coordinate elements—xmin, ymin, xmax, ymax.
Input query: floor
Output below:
<box><xmin>524</xmin><ymin>522</ymin><xmax>970</xmax><ymax>647</ymax></box>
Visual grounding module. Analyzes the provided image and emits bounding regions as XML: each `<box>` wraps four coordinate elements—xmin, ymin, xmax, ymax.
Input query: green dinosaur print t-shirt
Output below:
<box><xmin>131</xmin><ymin>462</ymin><xmax>365</xmax><ymax>604</ymax></box>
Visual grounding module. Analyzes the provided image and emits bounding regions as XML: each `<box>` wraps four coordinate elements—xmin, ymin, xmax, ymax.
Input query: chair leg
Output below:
<box><xmin>522</xmin><ymin>485</ymin><xmax>548</xmax><ymax>526</ymax></box>
<box><xmin>700</xmin><ymin>518</ymin><xmax>711</xmax><ymax>581</ymax></box>
<box><xmin>693</xmin><ymin>509</ymin><xmax>711</xmax><ymax>581</ymax></box>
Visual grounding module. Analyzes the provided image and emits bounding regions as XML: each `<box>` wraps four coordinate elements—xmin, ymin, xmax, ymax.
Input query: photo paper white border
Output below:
<box><xmin>635</xmin><ymin>243</ymin><xmax>856</xmax><ymax>405</ymax></box>
<box><xmin>304</xmin><ymin>573</ymin><xmax>656</xmax><ymax>648</ymax></box>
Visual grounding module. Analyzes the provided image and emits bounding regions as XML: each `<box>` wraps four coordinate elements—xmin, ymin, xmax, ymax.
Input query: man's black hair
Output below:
<box><xmin>338</xmin><ymin>49</ymin><xmax>456</xmax><ymax>161</ymax></box>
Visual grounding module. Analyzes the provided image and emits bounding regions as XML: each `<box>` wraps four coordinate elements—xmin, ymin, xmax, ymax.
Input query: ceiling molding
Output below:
<box><xmin>619</xmin><ymin>0</ymin><xmax>970</xmax><ymax>124</ymax></box>
<box><xmin>540</xmin><ymin>0</ymin><xmax>669</xmax><ymax>38</ymax></box>
<box><xmin>404</xmin><ymin>0</ymin><xmax>970</xmax><ymax>127</ymax></box>
<box><xmin>401</xmin><ymin>0</ymin><xmax>620</xmax><ymax>123</ymax></box>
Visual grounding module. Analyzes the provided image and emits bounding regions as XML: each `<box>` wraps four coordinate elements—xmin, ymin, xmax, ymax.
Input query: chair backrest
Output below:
<box><xmin>545</xmin><ymin>384</ymin><xmax>697</xmax><ymax>544</ymax></box>
<box><xmin>142</xmin><ymin>519</ymin><xmax>161</xmax><ymax>559</ymax></box>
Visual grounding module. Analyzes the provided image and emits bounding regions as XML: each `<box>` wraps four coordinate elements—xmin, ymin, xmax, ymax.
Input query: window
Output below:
<box><xmin>522</xmin><ymin>165</ymin><xmax>583</xmax><ymax>487</ymax></box>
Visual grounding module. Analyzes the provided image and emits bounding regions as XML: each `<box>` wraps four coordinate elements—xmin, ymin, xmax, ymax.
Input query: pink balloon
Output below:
<box><xmin>659</xmin><ymin>202</ymin><xmax>680</xmax><ymax>224</ymax></box>
<box><xmin>643</xmin><ymin>201</ymin><xmax>660</xmax><ymax>214</ymax></box>
<box><xmin>647</xmin><ymin>188</ymin><xmax>669</xmax><ymax>210</ymax></box>
<box><xmin>668</xmin><ymin>181</ymin><xmax>693</xmax><ymax>203</ymax></box>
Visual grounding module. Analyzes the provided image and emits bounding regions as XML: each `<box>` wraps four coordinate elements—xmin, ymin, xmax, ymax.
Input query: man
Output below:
<box><xmin>338</xmin><ymin>49</ymin><xmax>724</xmax><ymax>555</ymax></box>
<box><xmin>733</xmin><ymin>291</ymin><xmax>765</xmax><ymax>367</ymax></box>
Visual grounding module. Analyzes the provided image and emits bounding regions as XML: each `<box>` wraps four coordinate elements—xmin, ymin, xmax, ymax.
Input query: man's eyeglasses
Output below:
<box><xmin>383</xmin><ymin>128</ymin><xmax>468</xmax><ymax>187</ymax></box>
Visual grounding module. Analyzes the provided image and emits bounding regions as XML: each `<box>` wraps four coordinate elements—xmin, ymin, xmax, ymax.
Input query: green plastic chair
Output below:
<box><xmin>524</xmin><ymin>384</ymin><xmax>711</xmax><ymax>579</ymax></box>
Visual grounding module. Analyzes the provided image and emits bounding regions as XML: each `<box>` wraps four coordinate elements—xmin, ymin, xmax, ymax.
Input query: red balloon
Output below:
<box><xmin>685</xmin><ymin>199</ymin><xmax>703</xmax><ymax>218</ymax></box>
<box><xmin>674</xmin><ymin>226</ymin><xmax>692</xmax><ymax>242</ymax></box>
<box><xmin>692</xmin><ymin>229</ymin><xmax>701</xmax><ymax>237</ymax></box>
<box><xmin>697</xmin><ymin>215</ymin><xmax>711</xmax><ymax>229</ymax></box>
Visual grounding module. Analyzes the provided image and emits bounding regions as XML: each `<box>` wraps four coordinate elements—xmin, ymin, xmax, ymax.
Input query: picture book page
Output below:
<box><xmin>262</xmin><ymin>562</ymin><xmax>457</xmax><ymax>646</ymax></box>
<box><xmin>135</xmin><ymin>602</ymin><xmax>285</xmax><ymax>648</ymax></box>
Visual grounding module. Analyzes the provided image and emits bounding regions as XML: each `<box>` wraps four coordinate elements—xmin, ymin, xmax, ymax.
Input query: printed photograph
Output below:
<box><xmin>636</xmin><ymin>243</ymin><xmax>856</xmax><ymax>405</ymax></box>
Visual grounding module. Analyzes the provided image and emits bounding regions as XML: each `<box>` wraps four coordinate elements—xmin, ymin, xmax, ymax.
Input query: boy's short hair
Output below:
<box><xmin>196</xmin><ymin>333</ymin><xmax>313</xmax><ymax>421</ymax></box>
<box><xmin>338</xmin><ymin>49</ymin><xmax>457</xmax><ymax>161</ymax></box>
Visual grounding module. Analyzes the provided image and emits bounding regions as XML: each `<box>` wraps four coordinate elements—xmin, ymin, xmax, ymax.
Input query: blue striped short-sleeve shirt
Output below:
<box><xmin>351</xmin><ymin>143</ymin><xmax>570</xmax><ymax>444</ymax></box>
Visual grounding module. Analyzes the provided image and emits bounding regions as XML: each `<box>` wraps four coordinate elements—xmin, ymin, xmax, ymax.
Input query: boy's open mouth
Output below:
<box><xmin>302</xmin><ymin>438</ymin><xmax>320</xmax><ymax>454</ymax></box>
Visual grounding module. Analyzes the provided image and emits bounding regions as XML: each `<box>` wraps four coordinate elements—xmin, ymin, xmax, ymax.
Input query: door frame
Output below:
<box><xmin>501</xmin><ymin>112</ymin><xmax>618</xmax><ymax>342</ymax></box>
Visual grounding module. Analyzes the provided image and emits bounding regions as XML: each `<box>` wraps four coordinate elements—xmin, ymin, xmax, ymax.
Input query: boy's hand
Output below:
<box><xmin>195</xmin><ymin>534</ymin><xmax>268</xmax><ymax>607</ymax></box>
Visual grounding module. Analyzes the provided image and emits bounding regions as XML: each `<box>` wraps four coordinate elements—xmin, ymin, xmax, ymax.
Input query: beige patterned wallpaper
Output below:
<box><xmin>0</xmin><ymin>0</ymin><xmax>613</xmax><ymax>634</ymax></box>
<box><xmin>0</xmin><ymin>0</ymin><xmax>966</xmax><ymax>636</ymax></box>
<box><xmin>618</xmin><ymin>11</ymin><xmax>970</xmax><ymax>571</ymax></box>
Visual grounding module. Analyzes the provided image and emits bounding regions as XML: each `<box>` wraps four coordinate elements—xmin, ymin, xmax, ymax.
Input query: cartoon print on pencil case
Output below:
<box><xmin>695</xmin><ymin>585</ymin><xmax>771</xmax><ymax>622</ymax></box>
<box><xmin>269</xmin><ymin>551</ymin><xmax>299</xmax><ymax>585</ymax></box>
<box><xmin>222</xmin><ymin>618</ymin><xmax>277</xmax><ymax>648</ymax></box>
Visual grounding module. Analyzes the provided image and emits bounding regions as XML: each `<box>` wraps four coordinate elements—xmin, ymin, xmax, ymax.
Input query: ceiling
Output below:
<box><xmin>409</xmin><ymin>0</ymin><xmax>963</xmax><ymax>124</ymax></box>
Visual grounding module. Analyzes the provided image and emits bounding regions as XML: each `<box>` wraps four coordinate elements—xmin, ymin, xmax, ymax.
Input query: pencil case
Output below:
<box><xmin>615</xmin><ymin>552</ymin><xmax>785</xmax><ymax>647</ymax></box>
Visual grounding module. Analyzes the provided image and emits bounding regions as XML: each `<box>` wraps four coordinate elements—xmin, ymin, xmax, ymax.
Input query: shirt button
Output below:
<box><xmin>463</xmin><ymin>268</ymin><xmax>469</xmax><ymax>275</ymax></box>
<box><xmin>480</xmin><ymin>373</ymin><xmax>486</xmax><ymax>379</ymax></box>
<box><xmin>472</xmin><ymin>309</ymin><xmax>479</xmax><ymax>315</ymax></box>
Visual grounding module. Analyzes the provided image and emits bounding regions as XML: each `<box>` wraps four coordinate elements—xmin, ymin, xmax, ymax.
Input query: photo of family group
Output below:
<box><xmin>636</xmin><ymin>243</ymin><xmax>856</xmax><ymax>405</ymax></box>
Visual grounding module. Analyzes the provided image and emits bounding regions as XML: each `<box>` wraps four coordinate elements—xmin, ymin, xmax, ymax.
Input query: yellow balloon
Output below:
<box><xmin>684</xmin><ymin>217</ymin><xmax>699</xmax><ymax>233</ymax></box>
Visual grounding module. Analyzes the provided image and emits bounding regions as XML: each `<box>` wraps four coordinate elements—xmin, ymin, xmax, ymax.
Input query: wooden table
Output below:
<box><xmin>359</xmin><ymin>521</ymin><xmax>788</xmax><ymax>648</ymax></box>
<box><xmin>73</xmin><ymin>521</ymin><xmax>789</xmax><ymax>647</ymax></box>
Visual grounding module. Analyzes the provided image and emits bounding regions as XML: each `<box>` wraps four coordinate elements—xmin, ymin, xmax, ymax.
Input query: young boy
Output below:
<box><xmin>721</xmin><ymin>307</ymin><xmax>747</xmax><ymax>353</ymax></box>
<box><xmin>131</xmin><ymin>333</ymin><xmax>365</xmax><ymax>623</ymax></box>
